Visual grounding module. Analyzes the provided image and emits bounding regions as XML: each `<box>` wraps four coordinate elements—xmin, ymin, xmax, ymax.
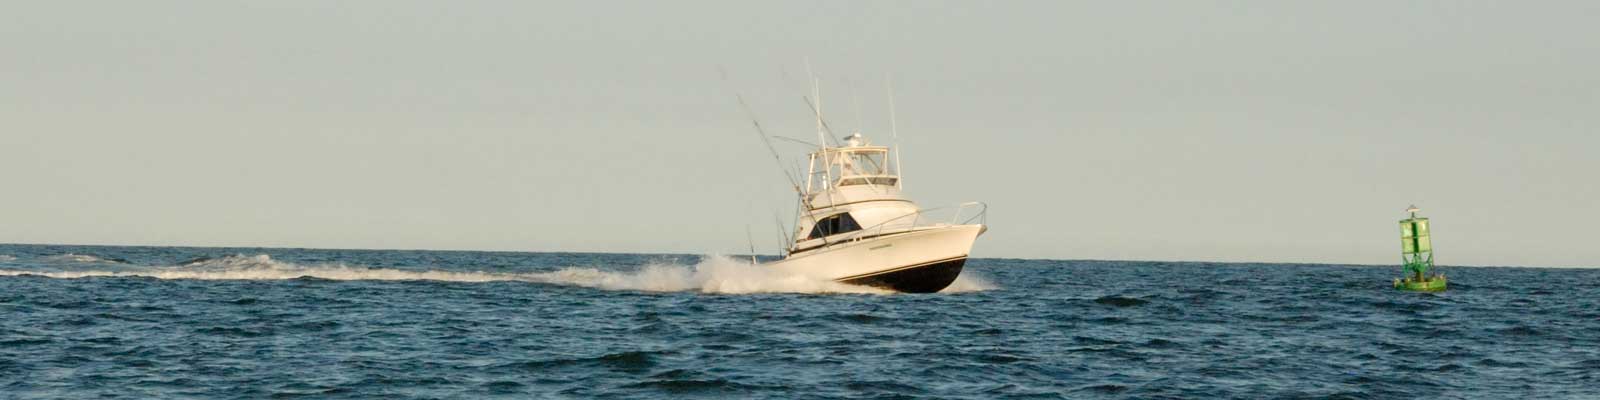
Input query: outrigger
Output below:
<box><xmin>1394</xmin><ymin>205</ymin><xmax>1446</xmax><ymax>292</ymax></box>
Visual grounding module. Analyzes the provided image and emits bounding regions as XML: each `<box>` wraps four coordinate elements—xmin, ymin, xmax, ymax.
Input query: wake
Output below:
<box><xmin>0</xmin><ymin>254</ymin><xmax>996</xmax><ymax>294</ymax></box>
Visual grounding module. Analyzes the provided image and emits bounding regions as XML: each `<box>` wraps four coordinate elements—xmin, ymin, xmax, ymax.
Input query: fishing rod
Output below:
<box><xmin>745</xmin><ymin>225</ymin><xmax>757</xmax><ymax>265</ymax></box>
<box><xmin>772</xmin><ymin>210</ymin><xmax>790</xmax><ymax>258</ymax></box>
<box><xmin>770</xmin><ymin>135</ymin><xmax>821</xmax><ymax>148</ymax></box>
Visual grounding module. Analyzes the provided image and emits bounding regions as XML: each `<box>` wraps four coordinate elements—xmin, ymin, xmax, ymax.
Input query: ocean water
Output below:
<box><xmin>0</xmin><ymin>244</ymin><xmax>1595</xmax><ymax>399</ymax></box>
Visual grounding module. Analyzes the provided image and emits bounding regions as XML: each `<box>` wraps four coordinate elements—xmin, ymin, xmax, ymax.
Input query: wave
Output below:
<box><xmin>39</xmin><ymin>254</ymin><xmax>129</xmax><ymax>264</ymax></box>
<box><xmin>0</xmin><ymin>255</ymin><xmax>15</xmax><ymax>262</ymax></box>
<box><xmin>0</xmin><ymin>254</ymin><xmax>925</xmax><ymax>295</ymax></box>
<box><xmin>3</xmin><ymin>254</ymin><xmax>523</xmax><ymax>282</ymax></box>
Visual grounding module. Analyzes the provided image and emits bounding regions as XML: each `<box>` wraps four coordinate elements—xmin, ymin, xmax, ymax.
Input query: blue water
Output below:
<box><xmin>0</xmin><ymin>244</ymin><xmax>1595</xmax><ymax>399</ymax></box>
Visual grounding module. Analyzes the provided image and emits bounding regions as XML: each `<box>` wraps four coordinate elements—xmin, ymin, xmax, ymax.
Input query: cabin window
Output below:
<box><xmin>827</xmin><ymin>150</ymin><xmax>890</xmax><ymax>179</ymax></box>
<box><xmin>848</xmin><ymin>152</ymin><xmax>888</xmax><ymax>175</ymax></box>
<box><xmin>807</xmin><ymin>213</ymin><xmax>862</xmax><ymax>240</ymax></box>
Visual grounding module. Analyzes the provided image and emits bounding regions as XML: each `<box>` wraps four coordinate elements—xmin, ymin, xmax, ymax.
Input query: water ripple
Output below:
<box><xmin>0</xmin><ymin>244</ymin><xmax>1595</xmax><ymax>398</ymax></box>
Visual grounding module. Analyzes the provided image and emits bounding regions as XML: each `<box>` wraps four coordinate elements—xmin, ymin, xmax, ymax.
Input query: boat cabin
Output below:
<box><xmin>790</xmin><ymin>133</ymin><xmax>921</xmax><ymax>254</ymax></box>
<box><xmin>803</xmin><ymin>133</ymin><xmax>904</xmax><ymax>208</ymax></box>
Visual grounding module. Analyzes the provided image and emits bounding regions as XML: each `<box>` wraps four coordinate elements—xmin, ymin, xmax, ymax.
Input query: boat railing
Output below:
<box><xmin>838</xmin><ymin>202</ymin><xmax>987</xmax><ymax>244</ymax></box>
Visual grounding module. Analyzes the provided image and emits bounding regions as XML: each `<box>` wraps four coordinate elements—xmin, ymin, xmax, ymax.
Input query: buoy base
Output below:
<box><xmin>1394</xmin><ymin>274</ymin><xmax>1447</xmax><ymax>292</ymax></box>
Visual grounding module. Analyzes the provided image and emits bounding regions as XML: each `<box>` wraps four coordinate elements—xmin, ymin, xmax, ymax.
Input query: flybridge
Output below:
<box><xmin>803</xmin><ymin>133</ymin><xmax>902</xmax><ymax>208</ymax></box>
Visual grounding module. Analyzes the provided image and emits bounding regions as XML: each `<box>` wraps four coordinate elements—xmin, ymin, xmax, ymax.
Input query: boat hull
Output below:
<box><xmin>839</xmin><ymin>256</ymin><xmax>966</xmax><ymax>293</ymax></box>
<box><xmin>767</xmin><ymin>224</ymin><xmax>983</xmax><ymax>293</ymax></box>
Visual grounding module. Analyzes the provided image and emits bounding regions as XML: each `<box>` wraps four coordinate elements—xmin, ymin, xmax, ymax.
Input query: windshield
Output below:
<box><xmin>830</xmin><ymin>150</ymin><xmax>889</xmax><ymax>177</ymax></box>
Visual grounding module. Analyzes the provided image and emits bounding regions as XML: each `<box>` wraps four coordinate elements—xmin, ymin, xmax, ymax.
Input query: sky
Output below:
<box><xmin>2</xmin><ymin>1</ymin><xmax>1596</xmax><ymax>266</ymax></box>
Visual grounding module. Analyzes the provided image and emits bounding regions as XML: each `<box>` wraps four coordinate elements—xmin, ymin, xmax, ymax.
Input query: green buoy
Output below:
<box><xmin>1394</xmin><ymin>205</ymin><xmax>1446</xmax><ymax>292</ymax></box>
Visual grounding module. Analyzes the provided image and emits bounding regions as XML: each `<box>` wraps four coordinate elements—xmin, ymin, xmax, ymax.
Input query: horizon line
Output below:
<box><xmin>1</xmin><ymin>241</ymin><xmax>1592</xmax><ymax>270</ymax></box>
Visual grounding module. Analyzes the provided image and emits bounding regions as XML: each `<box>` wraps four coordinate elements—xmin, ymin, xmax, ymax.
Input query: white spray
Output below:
<box><xmin>0</xmin><ymin>254</ymin><xmax>994</xmax><ymax>294</ymax></box>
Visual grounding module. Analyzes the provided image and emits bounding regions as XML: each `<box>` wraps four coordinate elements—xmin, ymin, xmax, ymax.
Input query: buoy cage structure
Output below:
<box><xmin>1394</xmin><ymin>205</ymin><xmax>1446</xmax><ymax>292</ymax></box>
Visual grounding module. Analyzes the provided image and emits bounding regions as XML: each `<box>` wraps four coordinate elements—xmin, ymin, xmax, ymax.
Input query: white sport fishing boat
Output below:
<box><xmin>765</xmin><ymin>130</ymin><xmax>987</xmax><ymax>293</ymax></box>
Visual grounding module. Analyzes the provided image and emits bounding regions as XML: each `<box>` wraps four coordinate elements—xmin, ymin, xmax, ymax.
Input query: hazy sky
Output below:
<box><xmin>3</xmin><ymin>1</ymin><xmax>1596</xmax><ymax>266</ymax></box>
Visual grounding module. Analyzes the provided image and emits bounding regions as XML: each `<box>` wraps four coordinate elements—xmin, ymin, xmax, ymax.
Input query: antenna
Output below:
<box><xmin>887</xmin><ymin>75</ymin><xmax>904</xmax><ymax>188</ymax></box>
<box><xmin>852</xmin><ymin>79</ymin><xmax>863</xmax><ymax>135</ymax></box>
